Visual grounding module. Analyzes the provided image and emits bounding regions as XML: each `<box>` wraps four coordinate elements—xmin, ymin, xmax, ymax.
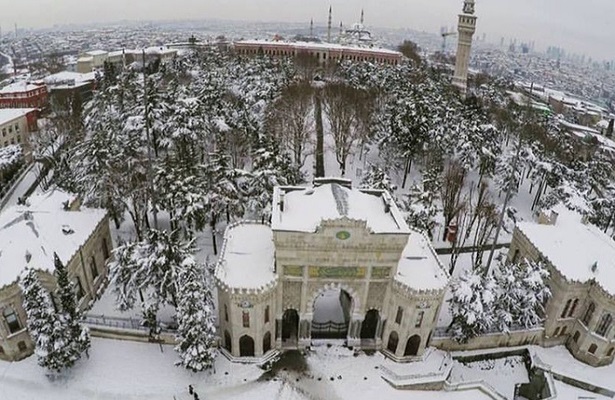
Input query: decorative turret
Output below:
<box><xmin>327</xmin><ymin>6</ymin><xmax>332</xmax><ymax>42</ymax></box>
<box><xmin>452</xmin><ymin>0</ymin><xmax>477</xmax><ymax>96</ymax></box>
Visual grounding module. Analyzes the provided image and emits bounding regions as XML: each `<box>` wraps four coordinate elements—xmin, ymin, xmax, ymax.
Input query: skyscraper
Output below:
<box><xmin>453</xmin><ymin>0</ymin><xmax>477</xmax><ymax>95</ymax></box>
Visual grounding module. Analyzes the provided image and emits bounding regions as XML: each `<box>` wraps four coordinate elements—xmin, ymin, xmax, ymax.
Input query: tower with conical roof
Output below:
<box><xmin>453</xmin><ymin>0</ymin><xmax>477</xmax><ymax>95</ymax></box>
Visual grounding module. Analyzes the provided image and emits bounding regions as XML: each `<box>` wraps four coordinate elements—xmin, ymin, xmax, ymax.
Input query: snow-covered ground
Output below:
<box><xmin>0</xmin><ymin>163</ymin><xmax>38</xmax><ymax>210</ymax></box>
<box><xmin>448</xmin><ymin>355</ymin><xmax>529</xmax><ymax>398</ymax></box>
<box><xmin>0</xmin><ymin>338</ymin><xmax>491</xmax><ymax>400</ymax></box>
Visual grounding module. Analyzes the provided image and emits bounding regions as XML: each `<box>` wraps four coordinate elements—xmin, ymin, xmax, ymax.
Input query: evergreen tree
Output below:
<box><xmin>174</xmin><ymin>258</ymin><xmax>217</xmax><ymax>372</ymax></box>
<box><xmin>20</xmin><ymin>269</ymin><xmax>75</xmax><ymax>372</ymax></box>
<box><xmin>54</xmin><ymin>254</ymin><xmax>91</xmax><ymax>361</ymax></box>
<box><xmin>360</xmin><ymin>164</ymin><xmax>396</xmax><ymax>193</ymax></box>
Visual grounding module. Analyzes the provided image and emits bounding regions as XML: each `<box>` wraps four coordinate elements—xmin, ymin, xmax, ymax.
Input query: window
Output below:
<box><xmin>395</xmin><ymin>307</ymin><xmax>403</xmax><ymax>325</ymax></box>
<box><xmin>0</xmin><ymin>345</ymin><xmax>3</xmax><ymax>354</ymax></box>
<box><xmin>224</xmin><ymin>304</ymin><xmax>228</xmax><ymax>322</ymax></box>
<box><xmin>596</xmin><ymin>313</ymin><xmax>613</xmax><ymax>337</ymax></box>
<box><xmin>573</xmin><ymin>331</ymin><xmax>580</xmax><ymax>343</ymax></box>
<box><xmin>102</xmin><ymin>238</ymin><xmax>110</xmax><ymax>259</ymax></box>
<box><xmin>264</xmin><ymin>305</ymin><xmax>270</xmax><ymax>324</ymax></box>
<box><xmin>553</xmin><ymin>327</ymin><xmax>560</xmax><ymax>336</ymax></box>
<box><xmin>415</xmin><ymin>311</ymin><xmax>425</xmax><ymax>328</ymax></box>
<box><xmin>75</xmin><ymin>277</ymin><xmax>85</xmax><ymax>300</ymax></box>
<box><xmin>588</xmin><ymin>344</ymin><xmax>597</xmax><ymax>354</ymax></box>
<box><xmin>568</xmin><ymin>299</ymin><xmax>579</xmax><ymax>317</ymax></box>
<box><xmin>608</xmin><ymin>348</ymin><xmax>614</xmax><ymax>357</ymax></box>
<box><xmin>561</xmin><ymin>299</ymin><xmax>572</xmax><ymax>318</ymax></box>
<box><xmin>242</xmin><ymin>311</ymin><xmax>250</xmax><ymax>328</ymax></box>
<box><xmin>3</xmin><ymin>307</ymin><xmax>22</xmax><ymax>334</ymax></box>
<box><xmin>582</xmin><ymin>302</ymin><xmax>595</xmax><ymax>326</ymax></box>
<box><xmin>90</xmin><ymin>256</ymin><xmax>98</xmax><ymax>279</ymax></box>
<box><xmin>560</xmin><ymin>326</ymin><xmax>567</xmax><ymax>336</ymax></box>
<box><xmin>17</xmin><ymin>341</ymin><xmax>27</xmax><ymax>352</ymax></box>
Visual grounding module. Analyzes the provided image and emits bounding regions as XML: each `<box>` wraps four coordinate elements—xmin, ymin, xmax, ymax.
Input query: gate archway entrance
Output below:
<box><xmin>404</xmin><ymin>335</ymin><xmax>421</xmax><ymax>356</ymax></box>
<box><xmin>282</xmin><ymin>309</ymin><xmax>299</xmax><ymax>345</ymax></box>
<box><xmin>311</xmin><ymin>288</ymin><xmax>352</xmax><ymax>339</ymax></box>
<box><xmin>239</xmin><ymin>335</ymin><xmax>255</xmax><ymax>357</ymax></box>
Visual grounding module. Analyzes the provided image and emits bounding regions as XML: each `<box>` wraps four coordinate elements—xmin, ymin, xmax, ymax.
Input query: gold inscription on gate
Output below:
<box><xmin>284</xmin><ymin>265</ymin><xmax>304</xmax><ymax>277</ymax></box>
<box><xmin>308</xmin><ymin>266</ymin><xmax>366</xmax><ymax>279</ymax></box>
<box><xmin>371</xmin><ymin>267</ymin><xmax>391</xmax><ymax>279</ymax></box>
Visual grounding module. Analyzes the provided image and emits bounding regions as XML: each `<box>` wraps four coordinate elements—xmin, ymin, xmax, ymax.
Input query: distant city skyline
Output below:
<box><xmin>0</xmin><ymin>0</ymin><xmax>613</xmax><ymax>60</ymax></box>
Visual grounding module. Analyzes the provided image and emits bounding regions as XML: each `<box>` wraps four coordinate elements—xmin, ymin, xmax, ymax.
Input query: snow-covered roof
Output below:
<box><xmin>0</xmin><ymin>189</ymin><xmax>107</xmax><ymax>288</ymax></box>
<box><xmin>0</xmin><ymin>108</ymin><xmax>35</xmax><ymax>126</ymax></box>
<box><xmin>517</xmin><ymin>204</ymin><xmax>615</xmax><ymax>295</ymax></box>
<box><xmin>235</xmin><ymin>39</ymin><xmax>402</xmax><ymax>56</ymax></box>
<box><xmin>0</xmin><ymin>81</ymin><xmax>43</xmax><ymax>94</ymax></box>
<box><xmin>44</xmin><ymin>71</ymin><xmax>97</xmax><ymax>85</ymax></box>
<box><xmin>215</xmin><ymin>222</ymin><xmax>276</xmax><ymax>291</ymax></box>
<box><xmin>394</xmin><ymin>232</ymin><xmax>449</xmax><ymax>292</ymax></box>
<box><xmin>86</xmin><ymin>50</ymin><xmax>108</xmax><ymax>56</ymax></box>
<box><xmin>271</xmin><ymin>182</ymin><xmax>410</xmax><ymax>234</ymax></box>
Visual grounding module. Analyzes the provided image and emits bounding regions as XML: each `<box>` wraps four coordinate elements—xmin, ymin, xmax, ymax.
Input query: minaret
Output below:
<box><xmin>310</xmin><ymin>18</ymin><xmax>314</xmax><ymax>38</ymax></box>
<box><xmin>327</xmin><ymin>6</ymin><xmax>332</xmax><ymax>42</ymax></box>
<box><xmin>360</xmin><ymin>9</ymin><xmax>364</xmax><ymax>25</ymax></box>
<box><xmin>453</xmin><ymin>0</ymin><xmax>477</xmax><ymax>95</ymax></box>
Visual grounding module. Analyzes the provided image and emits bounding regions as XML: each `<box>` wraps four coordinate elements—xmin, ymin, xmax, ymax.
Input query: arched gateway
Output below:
<box><xmin>215</xmin><ymin>180</ymin><xmax>449</xmax><ymax>360</ymax></box>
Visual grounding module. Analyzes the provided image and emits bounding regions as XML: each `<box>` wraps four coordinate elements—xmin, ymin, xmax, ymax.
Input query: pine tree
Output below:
<box><xmin>54</xmin><ymin>254</ymin><xmax>91</xmax><ymax>362</ymax></box>
<box><xmin>174</xmin><ymin>258</ymin><xmax>217</xmax><ymax>372</ymax></box>
<box><xmin>20</xmin><ymin>269</ymin><xmax>75</xmax><ymax>372</ymax></box>
<box><xmin>360</xmin><ymin>164</ymin><xmax>396</xmax><ymax>193</ymax></box>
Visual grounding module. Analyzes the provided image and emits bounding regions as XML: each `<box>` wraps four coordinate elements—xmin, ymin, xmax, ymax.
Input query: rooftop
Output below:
<box><xmin>271</xmin><ymin>181</ymin><xmax>410</xmax><ymax>234</ymax></box>
<box><xmin>0</xmin><ymin>81</ymin><xmax>44</xmax><ymax>94</ymax></box>
<box><xmin>215</xmin><ymin>223</ymin><xmax>276</xmax><ymax>291</ymax></box>
<box><xmin>235</xmin><ymin>39</ymin><xmax>402</xmax><ymax>56</ymax></box>
<box><xmin>0</xmin><ymin>189</ymin><xmax>107</xmax><ymax>288</ymax></box>
<box><xmin>517</xmin><ymin>204</ymin><xmax>615</xmax><ymax>295</ymax></box>
<box><xmin>394</xmin><ymin>232</ymin><xmax>449</xmax><ymax>292</ymax></box>
<box><xmin>0</xmin><ymin>108</ymin><xmax>36</xmax><ymax>126</ymax></box>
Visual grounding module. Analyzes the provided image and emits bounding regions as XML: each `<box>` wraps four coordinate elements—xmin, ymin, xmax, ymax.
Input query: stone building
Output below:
<box><xmin>216</xmin><ymin>179</ymin><xmax>449</xmax><ymax>361</ymax></box>
<box><xmin>0</xmin><ymin>190</ymin><xmax>112</xmax><ymax>361</ymax></box>
<box><xmin>0</xmin><ymin>108</ymin><xmax>38</xmax><ymax>152</ymax></box>
<box><xmin>508</xmin><ymin>205</ymin><xmax>615</xmax><ymax>367</ymax></box>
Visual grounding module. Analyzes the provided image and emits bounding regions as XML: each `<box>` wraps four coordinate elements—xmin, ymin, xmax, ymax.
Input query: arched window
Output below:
<box><xmin>3</xmin><ymin>307</ymin><xmax>22</xmax><ymax>334</ymax></box>
<box><xmin>262</xmin><ymin>331</ymin><xmax>271</xmax><ymax>353</ymax></box>
<box><xmin>395</xmin><ymin>307</ymin><xmax>403</xmax><ymax>324</ymax></box>
<box><xmin>596</xmin><ymin>313</ymin><xmax>613</xmax><ymax>337</ymax></box>
<box><xmin>560</xmin><ymin>326</ymin><xmax>567</xmax><ymax>336</ymax></box>
<box><xmin>607</xmin><ymin>348</ymin><xmax>614</xmax><ymax>357</ymax></box>
<box><xmin>264</xmin><ymin>306</ymin><xmax>270</xmax><ymax>324</ymax></box>
<box><xmin>239</xmin><ymin>335</ymin><xmax>255</xmax><ymax>357</ymax></box>
<box><xmin>588</xmin><ymin>344</ymin><xmax>597</xmax><ymax>354</ymax></box>
<box><xmin>553</xmin><ymin>327</ymin><xmax>560</xmax><ymax>336</ymax></box>
<box><xmin>224</xmin><ymin>304</ymin><xmax>228</xmax><ymax>322</ymax></box>
<box><xmin>387</xmin><ymin>331</ymin><xmax>399</xmax><ymax>354</ymax></box>
<box><xmin>561</xmin><ymin>299</ymin><xmax>572</xmax><ymax>318</ymax></box>
<box><xmin>242</xmin><ymin>311</ymin><xmax>250</xmax><ymax>328</ymax></box>
<box><xmin>582</xmin><ymin>302</ymin><xmax>595</xmax><ymax>326</ymax></box>
<box><xmin>90</xmin><ymin>255</ymin><xmax>98</xmax><ymax>279</ymax></box>
<box><xmin>404</xmin><ymin>335</ymin><xmax>421</xmax><ymax>356</ymax></box>
<box><xmin>573</xmin><ymin>331</ymin><xmax>580</xmax><ymax>343</ymax></box>
<box><xmin>568</xmin><ymin>299</ymin><xmax>579</xmax><ymax>317</ymax></box>
<box><xmin>223</xmin><ymin>330</ymin><xmax>232</xmax><ymax>352</ymax></box>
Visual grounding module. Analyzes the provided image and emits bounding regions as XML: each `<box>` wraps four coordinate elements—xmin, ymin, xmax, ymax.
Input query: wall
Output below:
<box><xmin>431</xmin><ymin>328</ymin><xmax>544</xmax><ymax>352</ymax></box>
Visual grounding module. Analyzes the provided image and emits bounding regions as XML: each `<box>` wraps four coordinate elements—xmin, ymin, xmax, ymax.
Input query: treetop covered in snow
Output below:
<box><xmin>215</xmin><ymin>222</ymin><xmax>276</xmax><ymax>292</ymax></box>
<box><xmin>271</xmin><ymin>181</ymin><xmax>410</xmax><ymax>234</ymax></box>
<box><xmin>0</xmin><ymin>189</ymin><xmax>107</xmax><ymax>288</ymax></box>
<box><xmin>0</xmin><ymin>144</ymin><xmax>23</xmax><ymax>170</ymax></box>
<box><xmin>517</xmin><ymin>204</ymin><xmax>615</xmax><ymax>296</ymax></box>
<box><xmin>395</xmin><ymin>232</ymin><xmax>450</xmax><ymax>292</ymax></box>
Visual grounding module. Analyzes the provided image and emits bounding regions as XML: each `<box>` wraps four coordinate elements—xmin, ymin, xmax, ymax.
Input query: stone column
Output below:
<box><xmin>347</xmin><ymin>317</ymin><xmax>362</xmax><ymax>348</ymax></box>
<box><xmin>299</xmin><ymin>317</ymin><xmax>312</xmax><ymax>348</ymax></box>
<box><xmin>275</xmin><ymin>318</ymin><xmax>282</xmax><ymax>348</ymax></box>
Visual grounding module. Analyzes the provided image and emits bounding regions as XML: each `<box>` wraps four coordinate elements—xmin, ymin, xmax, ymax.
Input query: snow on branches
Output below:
<box><xmin>448</xmin><ymin>259</ymin><xmax>550</xmax><ymax>342</ymax></box>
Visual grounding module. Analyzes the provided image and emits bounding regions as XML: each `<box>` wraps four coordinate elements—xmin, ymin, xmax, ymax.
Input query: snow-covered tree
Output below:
<box><xmin>174</xmin><ymin>258</ymin><xmax>217</xmax><ymax>372</ymax></box>
<box><xmin>448</xmin><ymin>267</ymin><xmax>498</xmax><ymax>343</ymax></box>
<box><xmin>360</xmin><ymin>164</ymin><xmax>396</xmax><ymax>193</ymax></box>
<box><xmin>20</xmin><ymin>268</ymin><xmax>80</xmax><ymax>373</ymax></box>
<box><xmin>54</xmin><ymin>254</ymin><xmax>90</xmax><ymax>359</ymax></box>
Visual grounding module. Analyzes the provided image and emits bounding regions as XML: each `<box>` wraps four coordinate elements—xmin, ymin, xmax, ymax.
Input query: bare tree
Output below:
<box><xmin>322</xmin><ymin>83</ymin><xmax>368</xmax><ymax>176</ymax></box>
<box><xmin>440</xmin><ymin>162</ymin><xmax>466</xmax><ymax>241</ymax></box>
<box><xmin>267</xmin><ymin>82</ymin><xmax>314</xmax><ymax>168</ymax></box>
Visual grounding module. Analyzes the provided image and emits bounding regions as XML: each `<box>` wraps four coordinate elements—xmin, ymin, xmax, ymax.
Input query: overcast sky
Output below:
<box><xmin>0</xmin><ymin>0</ymin><xmax>613</xmax><ymax>59</ymax></box>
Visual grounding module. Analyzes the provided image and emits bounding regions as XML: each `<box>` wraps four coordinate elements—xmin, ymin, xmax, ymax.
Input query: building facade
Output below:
<box><xmin>0</xmin><ymin>108</ymin><xmax>38</xmax><ymax>154</ymax></box>
<box><xmin>234</xmin><ymin>40</ymin><xmax>402</xmax><ymax>66</ymax></box>
<box><xmin>216</xmin><ymin>179</ymin><xmax>448</xmax><ymax>361</ymax></box>
<box><xmin>0</xmin><ymin>190</ymin><xmax>112</xmax><ymax>361</ymax></box>
<box><xmin>0</xmin><ymin>82</ymin><xmax>48</xmax><ymax>110</ymax></box>
<box><xmin>453</xmin><ymin>0</ymin><xmax>477</xmax><ymax>95</ymax></box>
<box><xmin>508</xmin><ymin>206</ymin><xmax>615</xmax><ymax>367</ymax></box>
